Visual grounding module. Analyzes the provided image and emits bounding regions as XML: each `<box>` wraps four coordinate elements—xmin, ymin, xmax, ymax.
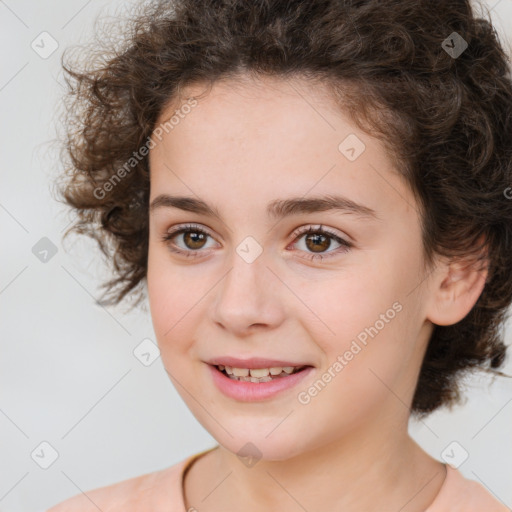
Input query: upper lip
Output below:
<box><xmin>206</xmin><ymin>356</ymin><xmax>313</xmax><ymax>369</ymax></box>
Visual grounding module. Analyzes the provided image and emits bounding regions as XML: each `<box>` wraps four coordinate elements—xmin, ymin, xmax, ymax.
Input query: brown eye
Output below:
<box><xmin>161</xmin><ymin>224</ymin><xmax>217</xmax><ymax>258</ymax></box>
<box><xmin>304</xmin><ymin>232</ymin><xmax>331</xmax><ymax>253</ymax></box>
<box><xmin>291</xmin><ymin>225</ymin><xmax>352</xmax><ymax>261</ymax></box>
<box><xmin>182</xmin><ymin>230</ymin><xmax>208</xmax><ymax>250</ymax></box>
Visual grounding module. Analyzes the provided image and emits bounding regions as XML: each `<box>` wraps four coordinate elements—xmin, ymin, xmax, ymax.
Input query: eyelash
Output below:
<box><xmin>160</xmin><ymin>223</ymin><xmax>353</xmax><ymax>261</ymax></box>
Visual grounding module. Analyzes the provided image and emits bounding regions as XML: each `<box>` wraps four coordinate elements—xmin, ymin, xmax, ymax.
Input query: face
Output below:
<box><xmin>147</xmin><ymin>75</ymin><xmax>435</xmax><ymax>461</ymax></box>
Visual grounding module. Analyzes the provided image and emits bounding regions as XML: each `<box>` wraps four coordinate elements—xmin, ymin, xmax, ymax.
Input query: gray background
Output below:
<box><xmin>1</xmin><ymin>1</ymin><xmax>511</xmax><ymax>510</ymax></box>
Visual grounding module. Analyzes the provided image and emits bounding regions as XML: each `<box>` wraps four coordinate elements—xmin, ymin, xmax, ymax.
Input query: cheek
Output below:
<box><xmin>302</xmin><ymin>250</ymin><xmax>418</xmax><ymax>382</ymax></box>
<box><xmin>312</xmin><ymin>289</ymin><xmax>407</xmax><ymax>380</ymax></box>
<box><xmin>296</xmin><ymin>292</ymin><xmax>410</xmax><ymax>433</ymax></box>
<box><xmin>146</xmin><ymin>247</ymin><xmax>193</xmax><ymax>354</ymax></box>
<box><xmin>146</xmin><ymin>248</ymin><xmax>171</xmax><ymax>335</ymax></box>
<box><xmin>305</xmin><ymin>267</ymin><xmax>400</xmax><ymax>346</ymax></box>
<box><xmin>146</xmin><ymin>246</ymin><xmax>217</xmax><ymax>369</ymax></box>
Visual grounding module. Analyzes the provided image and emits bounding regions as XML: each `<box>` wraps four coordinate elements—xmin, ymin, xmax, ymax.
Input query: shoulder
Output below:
<box><xmin>427</xmin><ymin>465</ymin><xmax>509</xmax><ymax>512</ymax></box>
<box><xmin>45</xmin><ymin>457</ymin><xmax>189</xmax><ymax>512</ymax></box>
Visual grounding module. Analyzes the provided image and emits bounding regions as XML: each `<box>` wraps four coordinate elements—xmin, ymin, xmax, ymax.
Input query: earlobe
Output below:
<box><xmin>426</xmin><ymin>255</ymin><xmax>489</xmax><ymax>327</ymax></box>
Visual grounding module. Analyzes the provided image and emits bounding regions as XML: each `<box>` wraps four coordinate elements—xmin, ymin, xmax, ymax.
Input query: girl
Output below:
<box><xmin>49</xmin><ymin>0</ymin><xmax>512</xmax><ymax>510</ymax></box>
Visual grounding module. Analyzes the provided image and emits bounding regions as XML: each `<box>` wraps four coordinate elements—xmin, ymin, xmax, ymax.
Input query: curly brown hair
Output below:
<box><xmin>57</xmin><ymin>0</ymin><xmax>512</xmax><ymax>418</ymax></box>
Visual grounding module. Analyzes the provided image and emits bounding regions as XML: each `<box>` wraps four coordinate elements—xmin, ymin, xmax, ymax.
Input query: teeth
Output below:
<box><xmin>253</xmin><ymin>376</ymin><xmax>272</xmax><ymax>382</ymax></box>
<box><xmin>218</xmin><ymin>364</ymin><xmax>306</xmax><ymax>382</ymax></box>
<box><xmin>232</xmin><ymin>367</ymin><xmax>249</xmax><ymax>377</ymax></box>
<box><xmin>228</xmin><ymin>375</ymin><xmax>273</xmax><ymax>383</ymax></box>
<box><xmin>249</xmin><ymin>368</ymin><xmax>270</xmax><ymax>378</ymax></box>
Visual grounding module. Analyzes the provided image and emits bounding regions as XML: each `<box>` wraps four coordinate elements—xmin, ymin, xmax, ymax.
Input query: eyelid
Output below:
<box><xmin>162</xmin><ymin>223</ymin><xmax>220</xmax><ymax>253</ymax></box>
<box><xmin>161</xmin><ymin>222</ymin><xmax>352</xmax><ymax>260</ymax></box>
<box><xmin>288</xmin><ymin>224</ymin><xmax>352</xmax><ymax>260</ymax></box>
<box><xmin>290</xmin><ymin>224</ymin><xmax>348</xmax><ymax>243</ymax></box>
<box><xmin>166</xmin><ymin>222</ymin><xmax>214</xmax><ymax>237</ymax></box>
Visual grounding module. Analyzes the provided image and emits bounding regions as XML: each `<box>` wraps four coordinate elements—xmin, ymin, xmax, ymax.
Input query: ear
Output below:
<box><xmin>426</xmin><ymin>245</ymin><xmax>489</xmax><ymax>327</ymax></box>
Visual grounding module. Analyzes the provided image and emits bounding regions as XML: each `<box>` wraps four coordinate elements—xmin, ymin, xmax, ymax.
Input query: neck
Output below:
<box><xmin>184</xmin><ymin>414</ymin><xmax>447</xmax><ymax>512</ymax></box>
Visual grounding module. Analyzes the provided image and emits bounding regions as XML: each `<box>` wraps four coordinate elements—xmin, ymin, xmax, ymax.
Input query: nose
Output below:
<box><xmin>211</xmin><ymin>252</ymin><xmax>286</xmax><ymax>336</ymax></box>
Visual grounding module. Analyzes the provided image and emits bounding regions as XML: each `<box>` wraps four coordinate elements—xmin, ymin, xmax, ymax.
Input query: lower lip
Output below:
<box><xmin>207</xmin><ymin>364</ymin><xmax>315</xmax><ymax>401</ymax></box>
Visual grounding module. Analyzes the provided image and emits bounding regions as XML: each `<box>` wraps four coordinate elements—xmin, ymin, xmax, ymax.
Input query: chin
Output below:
<box><xmin>213</xmin><ymin>430</ymin><xmax>306</xmax><ymax>463</ymax></box>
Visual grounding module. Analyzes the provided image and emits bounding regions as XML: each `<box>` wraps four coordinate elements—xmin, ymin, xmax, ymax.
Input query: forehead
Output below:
<box><xmin>153</xmin><ymin>75</ymin><xmax>359</xmax><ymax>156</ymax></box>
<box><xmin>148</xmin><ymin>75</ymin><xmax>419</xmax><ymax>224</ymax></box>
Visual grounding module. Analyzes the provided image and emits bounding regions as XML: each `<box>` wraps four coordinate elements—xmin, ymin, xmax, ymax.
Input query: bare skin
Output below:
<box><xmin>182</xmin><ymin>439</ymin><xmax>448</xmax><ymax>512</ymax></box>
<box><xmin>144</xmin><ymin>75</ymin><xmax>486</xmax><ymax>512</ymax></box>
<box><xmin>48</xmin><ymin>74</ymin><xmax>486</xmax><ymax>511</ymax></box>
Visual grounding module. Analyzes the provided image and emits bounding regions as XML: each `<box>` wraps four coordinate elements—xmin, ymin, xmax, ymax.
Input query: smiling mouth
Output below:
<box><xmin>214</xmin><ymin>364</ymin><xmax>310</xmax><ymax>383</ymax></box>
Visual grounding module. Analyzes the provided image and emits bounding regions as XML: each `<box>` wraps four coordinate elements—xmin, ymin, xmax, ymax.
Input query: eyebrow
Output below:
<box><xmin>150</xmin><ymin>194</ymin><xmax>379</xmax><ymax>221</ymax></box>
